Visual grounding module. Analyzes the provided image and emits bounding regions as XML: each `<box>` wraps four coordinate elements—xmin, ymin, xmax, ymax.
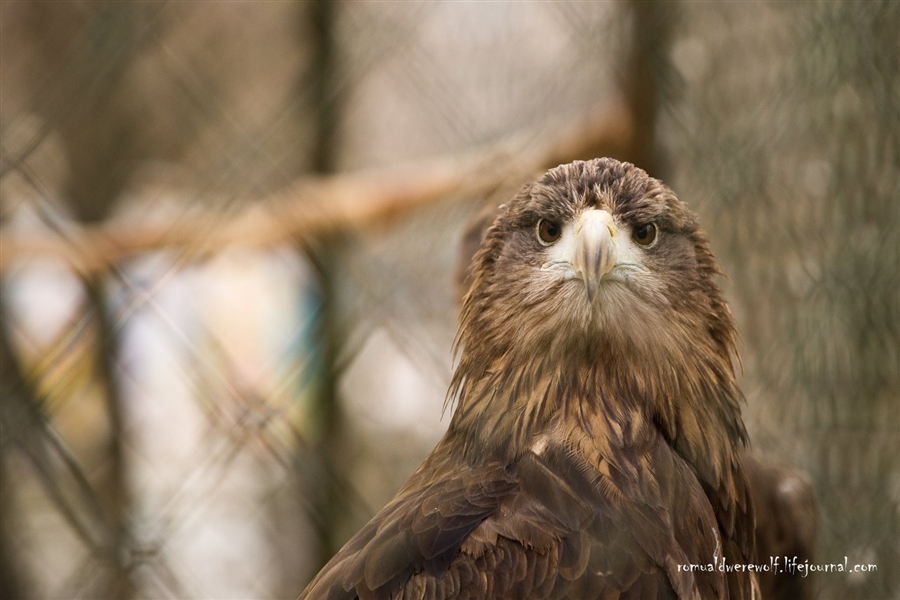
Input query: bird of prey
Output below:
<box><xmin>300</xmin><ymin>158</ymin><xmax>758</xmax><ymax>599</ymax></box>
<box><xmin>455</xmin><ymin>172</ymin><xmax>818</xmax><ymax>600</ymax></box>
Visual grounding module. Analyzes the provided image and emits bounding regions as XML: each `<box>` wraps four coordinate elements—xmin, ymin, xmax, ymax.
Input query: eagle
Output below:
<box><xmin>300</xmin><ymin>158</ymin><xmax>758</xmax><ymax>599</ymax></box>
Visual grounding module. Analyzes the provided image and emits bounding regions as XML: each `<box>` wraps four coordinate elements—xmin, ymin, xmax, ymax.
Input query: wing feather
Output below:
<box><xmin>301</xmin><ymin>426</ymin><xmax>756</xmax><ymax>600</ymax></box>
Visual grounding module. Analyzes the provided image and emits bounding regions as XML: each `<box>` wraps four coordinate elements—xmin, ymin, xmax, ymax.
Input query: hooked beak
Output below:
<box><xmin>572</xmin><ymin>209</ymin><xmax>617</xmax><ymax>302</ymax></box>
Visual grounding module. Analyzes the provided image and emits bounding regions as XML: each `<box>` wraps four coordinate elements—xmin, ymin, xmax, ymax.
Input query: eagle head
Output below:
<box><xmin>459</xmin><ymin>158</ymin><xmax>736</xmax><ymax>366</ymax></box>
<box><xmin>452</xmin><ymin>158</ymin><xmax>746</xmax><ymax>482</ymax></box>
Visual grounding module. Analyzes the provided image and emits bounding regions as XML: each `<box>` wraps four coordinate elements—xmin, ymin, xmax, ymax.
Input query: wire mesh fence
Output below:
<box><xmin>1</xmin><ymin>2</ymin><xmax>897</xmax><ymax>599</ymax></box>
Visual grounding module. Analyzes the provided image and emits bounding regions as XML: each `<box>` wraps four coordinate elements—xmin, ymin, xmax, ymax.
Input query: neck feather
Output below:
<box><xmin>447</xmin><ymin>333</ymin><xmax>747</xmax><ymax>493</ymax></box>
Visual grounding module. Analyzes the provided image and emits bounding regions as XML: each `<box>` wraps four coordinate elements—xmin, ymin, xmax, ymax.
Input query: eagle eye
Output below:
<box><xmin>537</xmin><ymin>219</ymin><xmax>562</xmax><ymax>245</ymax></box>
<box><xmin>632</xmin><ymin>223</ymin><xmax>658</xmax><ymax>247</ymax></box>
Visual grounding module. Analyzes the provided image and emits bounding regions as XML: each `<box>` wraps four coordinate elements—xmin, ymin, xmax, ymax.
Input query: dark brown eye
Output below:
<box><xmin>537</xmin><ymin>219</ymin><xmax>562</xmax><ymax>245</ymax></box>
<box><xmin>632</xmin><ymin>223</ymin><xmax>658</xmax><ymax>246</ymax></box>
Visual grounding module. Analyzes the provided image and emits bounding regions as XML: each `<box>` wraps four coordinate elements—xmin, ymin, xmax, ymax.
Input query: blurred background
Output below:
<box><xmin>1</xmin><ymin>2</ymin><xmax>897</xmax><ymax>598</ymax></box>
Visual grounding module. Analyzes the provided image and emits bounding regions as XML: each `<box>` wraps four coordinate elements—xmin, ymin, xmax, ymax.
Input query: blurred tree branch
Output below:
<box><xmin>0</xmin><ymin>99</ymin><xmax>634</xmax><ymax>274</ymax></box>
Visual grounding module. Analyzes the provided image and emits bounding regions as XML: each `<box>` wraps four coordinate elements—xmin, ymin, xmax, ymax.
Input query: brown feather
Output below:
<box><xmin>742</xmin><ymin>451</ymin><xmax>818</xmax><ymax>600</ymax></box>
<box><xmin>300</xmin><ymin>159</ymin><xmax>761</xmax><ymax>600</ymax></box>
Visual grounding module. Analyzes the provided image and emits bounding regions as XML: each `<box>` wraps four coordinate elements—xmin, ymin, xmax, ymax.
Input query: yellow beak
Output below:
<box><xmin>572</xmin><ymin>209</ymin><xmax>617</xmax><ymax>302</ymax></box>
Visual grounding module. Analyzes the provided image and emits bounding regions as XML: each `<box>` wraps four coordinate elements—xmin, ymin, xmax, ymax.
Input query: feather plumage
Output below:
<box><xmin>300</xmin><ymin>158</ymin><xmax>759</xmax><ymax>599</ymax></box>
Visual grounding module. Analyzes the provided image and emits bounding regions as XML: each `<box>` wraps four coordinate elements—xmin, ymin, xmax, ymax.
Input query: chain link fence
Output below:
<box><xmin>1</xmin><ymin>2</ymin><xmax>897</xmax><ymax>599</ymax></box>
